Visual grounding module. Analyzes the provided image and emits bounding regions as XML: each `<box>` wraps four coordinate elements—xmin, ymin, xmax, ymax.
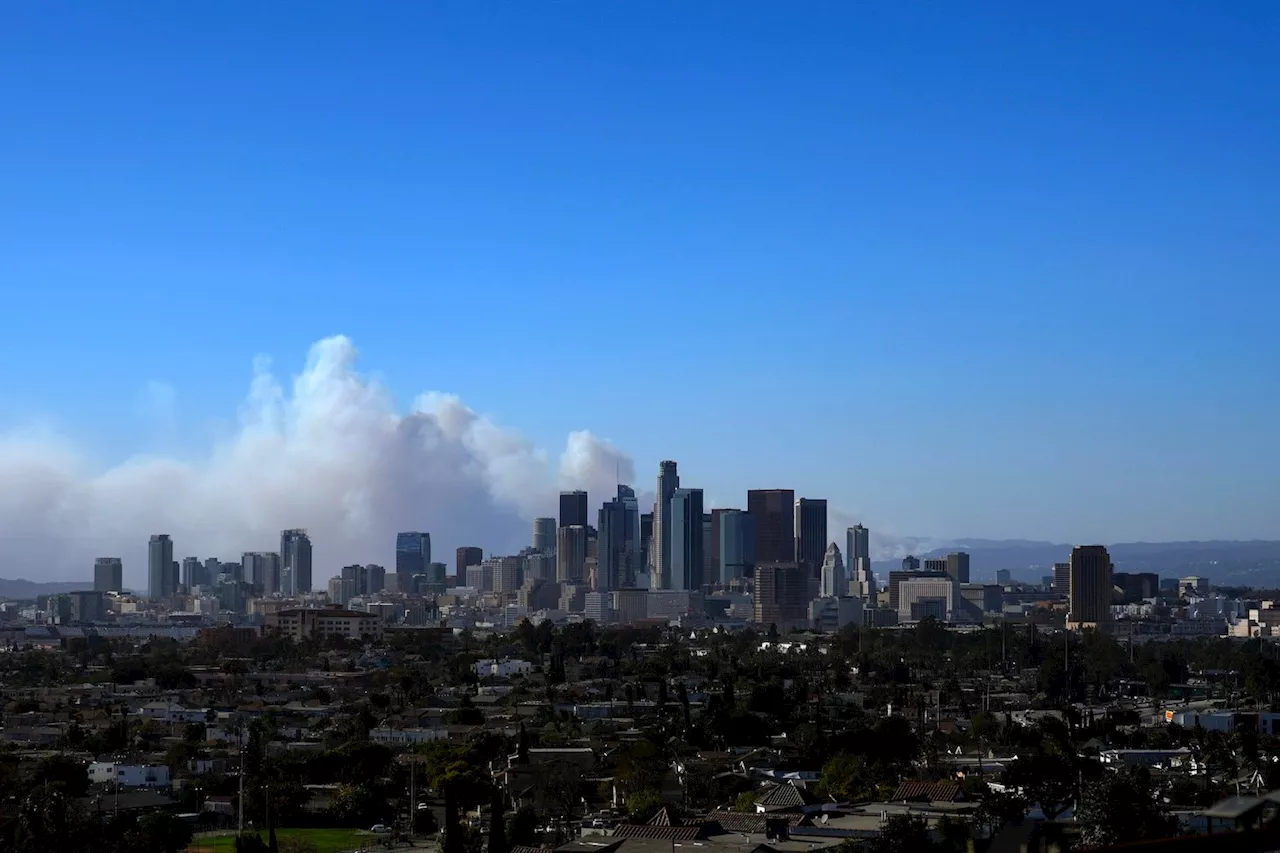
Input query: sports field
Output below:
<box><xmin>185</xmin><ymin>827</ymin><xmax>383</xmax><ymax>852</ymax></box>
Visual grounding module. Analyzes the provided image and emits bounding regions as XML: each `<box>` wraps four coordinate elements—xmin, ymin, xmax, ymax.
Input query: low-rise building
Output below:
<box><xmin>89</xmin><ymin>762</ymin><xmax>171</xmax><ymax>788</ymax></box>
<box><xmin>265</xmin><ymin>606</ymin><xmax>383</xmax><ymax>641</ymax></box>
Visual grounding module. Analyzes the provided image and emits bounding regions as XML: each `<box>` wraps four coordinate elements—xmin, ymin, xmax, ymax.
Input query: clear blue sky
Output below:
<box><xmin>1</xmin><ymin>1</ymin><xmax>1277</xmax><ymax>543</ymax></box>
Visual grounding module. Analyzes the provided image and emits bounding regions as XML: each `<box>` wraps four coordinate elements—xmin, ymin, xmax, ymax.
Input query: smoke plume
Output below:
<box><xmin>0</xmin><ymin>336</ymin><xmax>639</xmax><ymax>589</ymax></box>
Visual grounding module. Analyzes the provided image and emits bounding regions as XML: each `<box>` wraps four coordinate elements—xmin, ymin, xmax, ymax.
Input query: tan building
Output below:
<box><xmin>265</xmin><ymin>606</ymin><xmax>383</xmax><ymax>641</ymax></box>
<box><xmin>753</xmin><ymin>561</ymin><xmax>808</xmax><ymax>631</ymax></box>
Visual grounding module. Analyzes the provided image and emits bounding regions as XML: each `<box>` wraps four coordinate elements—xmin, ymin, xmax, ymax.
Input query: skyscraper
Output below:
<box><xmin>945</xmin><ymin>552</ymin><xmax>971</xmax><ymax>584</ymax></box>
<box><xmin>753</xmin><ymin>562</ymin><xmax>808</xmax><ymax>631</ymax></box>
<box><xmin>794</xmin><ymin>498</ymin><xmax>828</xmax><ymax>578</ymax></box>
<box><xmin>901</xmin><ymin>555</ymin><xmax>921</xmax><ymax>572</ymax></box>
<box><xmin>281</xmin><ymin>529</ymin><xmax>313</xmax><ymax>595</ymax></box>
<box><xmin>819</xmin><ymin>543</ymin><xmax>846</xmax><ymax>598</ymax></box>
<box><xmin>847</xmin><ymin>524</ymin><xmax>876</xmax><ymax>599</ymax></box>
<box><xmin>597</xmin><ymin>485</ymin><xmax>640</xmax><ymax>592</ymax></box>
<box><xmin>559</xmin><ymin>490</ymin><xmax>589</xmax><ymax>529</ymax></box>
<box><xmin>243</xmin><ymin>551</ymin><xmax>281</xmax><ymax>593</ymax></box>
<box><xmin>1052</xmin><ymin>562</ymin><xmax>1071</xmax><ymax>596</ymax></box>
<box><xmin>395</xmin><ymin>532</ymin><xmax>431</xmax><ymax>585</ymax></box>
<box><xmin>639</xmin><ymin>512</ymin><xmax>654</xmax><ymax>578</ymax></box>
<box><xmin>748</xmin><ymin>489</ymin><xmax>795</xmax><ymax>565</ymax></box>
<box><xmin>147</xmin><ymin>534</ymin><xmax>174</xmax><ymax>600</ymax></box>
<box><xmin>456</xmin><ymin>546</ymin><xmax>484</xmax><ymax>578</ymax></box>
<box><xmin>556</xmin><ymin>525</ymin><xmax>587</xmax><ymax>582</ymax></box>
<box><xmin>702</xmin><ymin>513</ymin><xmax>715</xmax><ymax>587</ymax></box>
<box><xmin>668</xmin><ymin>488</ymin><xmax>705</xmax><ymax>591</ymax></box>
<box><xmin>94</xmin><ymin>557</ymin><xmax>123</xmax><ymax>593</ymax></box>
<box><xmin>181</xmin><ymin>557</ymin><xmax>201</xmax><ymax>590</ymax></box>
<box><xmin>718</xmin><ymin>509</ymin><xmax>755</xmax><ymax>584</ymax></box>
<box><xmin>653</xmin><ymin>460</ymin><xmax>679</xmax><ymax>589</ymax></box>
<box><xmin>1067</xmin><ymin>545</ymin><xmax>1114</xmax><ymax>631</ymax></box>
<box><xmin>532</xmin><ymin>518</ymin><xmax>557</xmax><ymax>553</ymax></box>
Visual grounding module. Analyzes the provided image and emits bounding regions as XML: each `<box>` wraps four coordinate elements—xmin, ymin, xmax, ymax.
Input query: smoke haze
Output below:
<box><xmin>0</xmin><ymin>335</ymin><xmax>913</xmax><ymax>590</ymax></box>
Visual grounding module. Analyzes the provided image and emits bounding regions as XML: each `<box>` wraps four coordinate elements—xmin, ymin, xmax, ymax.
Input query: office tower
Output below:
<box><xmin>426</xmin><ymin>562</ymin><xmax>448</xmax><ymax>586</ymax></box>
<box><xmin>147</xmin><ymin>535</ymin><xmax>174</xmax><ymax>600</ymax></box>
<box><xmin>996</xmin><ymin>569</ymin><xmax>1012</xmax><ymax>585</ymax></box>
<box><xmin>668</xmin><ymin>488</ymin><xmax>705</xmax><ymax>591</ymax></box>
<box><xmin>491</xmin><ymin>556</ymin><xmax>521</xmax><ymax>593</ymax></box>
<box><xmin>281</xmin><ymin>529</ymin><xmax>313</xmax><ymax>595</ymax></box>
<box><xmin>559</xmin><ymin>490</ymin><xmax>589</xmax><ymax>529</ymax></box>
<box><xmin>524</xmin><ymin>551</ymin><xmax>554</xmax><ymax>585</ymax></box>
<box><xmin>1067</xmin><ymin>545</ymin><xmax>1114</xmax><ymax>631</ymax></box>
<box><xmin>901</xmin><ymin>555</ymin><xmax>921</xmax><ymax>572</ymax></box>
<box><xmin>556</xmin><ymin>525</ymin><xmax>587</xmax><ymax>582</ymax></box>
<box><xmin>532</xmin><ymin>518</ymin><xmax>557</xmax><ymax>553</ymax></box>
<box><xmin>653</xmin><ymin>460</ymin><xmax>679</xmax><ymax>589</ymax></box>
<box><xmin>181</xmin><ymin>557</ymin><xmax>201</xmax><ymax>590</ymax></box>
<box><xmin>924</xmin><ymin>558</ymin><xmax>947</xmax><ymax>574</ymax></box>
<box><xmin>1114</xmin><ymin>572</ymin><xmax>1159</xmax><ymax>603</ymax></box>
<box><xmin>898</xmin><ymin>576</ymin><xmax>958</xmax><ymax>623</ymax></box>
<box><xmin>846</xmin><ymin>524</ymin><xmax>876</xmax><ymax>599</ymax></box>
<box><xmin>639</xmin><ymin>513</ymin><xmax>654</xmax><ymax>577</ymax></box>
<box><xmin>888</xmin><ymin>568</ymin><xmax>949</xmax><ymax>610</ymax></box>
<box><xmin>702</xmin><ymin>513</ymin><xmax>715</xmax><ymax>587</ymax></box>
<box><xmin>205</xmin><ymin>557</ymin><xmax>223</xmax><ymax>584</ymax></box>
<box><xmin>709</xmin><ymin>508</ymin><xmax>733</xmax><ymax>582</ymax></box>
<box><xmin>94</xmin><ymin>557</ymin><xmax>123</xmax><ymax>593</ymax></box>
<box><xmin>456</xmin><ymin>546</ymin><xmax>484</xmax><ymax>578</ymax></box>
<box><xmin>395</xmin><ymin>531</ymin><xmax>430</xmax><ymax>586</ymax></box>
<box><xmin>718</xmin><ymin>509</ymin><xmax>755</xmax><ymax>584</ymax></box>
<box><xmin>366</xmin><ymin>564</ymin><xmax>386</xmax><ymax>593</ymax></box>
<box><xmin>340</xmin><ymin>564</ymin><xmax>366</xmax><ymax>599</ymax></box>
<box><xmin>747</xmin><ymin>489</ymin><xmax>796</xmax><ymax>565</ymax></box>
<box><xmin>1053</xmin><ymin>562</ymin><xmax>1071</xmax><ymax>596</ymax></box>
<box><xmin>794</xmin><ymin>498</ymin><xmax>828</xmax><ymax>578</ymax></box>
<box><xmin>170</xmin><ymin>560</ymin><xmax>180</xmax><ymax>595</ymax></box>
<box><xmin>753</xmin><ymin>562</ymin><xmax>808</xmax><ymax>631</ymax></box>
<box><xmin>597</xmin><ymin>485</ymin><xmax>640</xmax><ymax>593</ymax></box>
<box><xmin>243</xmin><ymin>551</ymin><xmax>281</xmax><ymax>593</ymax></box>
<box><xmin>946</xmin><ymin>552</ymin><xmax>971</xmax><ymax>584</ymax></box>
<box><xmin>819</xmin><ymin>543</ymin><xmax>845</xmax><ymax>598</ymax></box>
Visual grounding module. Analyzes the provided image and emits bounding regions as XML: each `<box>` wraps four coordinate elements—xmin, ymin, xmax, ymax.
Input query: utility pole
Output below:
<box><xmin>238</xmin><ymin>726</ymin><xmax>245</xmax><ymax>835</ymax></box>
<box><xmin>409</xmin><ymin>756</ymin><xmax>416</xmax><ymax>838</ymax></box>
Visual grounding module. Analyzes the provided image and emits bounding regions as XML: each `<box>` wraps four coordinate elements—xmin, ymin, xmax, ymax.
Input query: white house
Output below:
<box><xmin>370</xmin><ymin>727</ymin><xmax>449</xmax><ymax>745</ymax></box>
<box><xmin>473</xmin><ymin>658</ymin><xmax>533</xmax><ymax>678</ymax></box>
<box><xmin>89</xmin><ymin>762</ymin><xmax>171</xmax><ymax>788</ymax></box>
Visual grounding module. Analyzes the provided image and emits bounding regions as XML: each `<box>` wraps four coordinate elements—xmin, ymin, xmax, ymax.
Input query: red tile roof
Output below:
<box><xmin>891</xmin><ymin>780</ymin><xmax>963</xmax><ymax>802</ymax></box>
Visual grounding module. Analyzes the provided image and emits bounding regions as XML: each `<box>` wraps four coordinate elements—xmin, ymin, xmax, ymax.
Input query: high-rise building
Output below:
<box><xmin>556</xmin><ymin>525</ymin><xmax>587</xmax><ymax>582</ymax></box>
<box><xmin>1053</xmin><ymin>562</ymin><xmax>1071</xmax><ymax>596</ymax></box>
<box><xmin>456</xmin><ymin>547</ymin><xmax>484</xmax><ymax>578</ymax></box>
<box><xmin>709</xmin><ymin>508</ymin><xmax>733</xmax><ymax>582</ymax></box>
<box><xmin>1067</xmin><ymin>545</ymin><xmax>1114</xmax><ymax>631</ymax></box>
<box><xmin>901</xmin><ymin>555</ymin><xmax>921</xmax><ymax>572</ymax></box>
<box><xmin>395</xmin><ymin>532</ymin><xmax>430</xmax><ymax>585</ymax></box>
<box><xmin>94</xmin><ymin>557</ymin><xmax>123</xmax><ymax>593</ymax></box>
<box><xmin>653</xmin><ymin>460</ymin><xmax>679</xmax><ymax>589</ymax></box>
<box><xmin>366</xmin><ymin>564</ymin><xmax>386</xmax><ymax>593</ymax></box>
<box><xmin>491</xmin><ymin>556</ymin><xmax>521</xmax><ymax>594</ymax></box>
<box><xmin>846</xmin><ymin>525</ymin><xmax>876</xmax><ymax>599</ymax></box>
<box><xmin>243</xmin><ymin>552</ymin><xmax>281</xmax><ymax>594</ymax></box>
<box><xmin>559</xmin><ymin>490</ymin><xmax>589</xmax><ymax>529</ymax></box>
<box><xmin>748</xmin><ymin>489</ymin><xmax>795</xmax><ymax>565</ymax></box>
<box><xmin>532</xmin><ymin>518</ymin><xmax>557</xmax><ymax>553</ymax></box>
<box><xmin>753</xmin><ymin>562</ymin><xmax>808</xmax><ymax>632</ymax></box>
<box><xmin>597</xmin><ymin>485</ymin><xmax>640</xmax><ymax>593</ymax></box>
<box><xmin>819</xmin><ymin>543</ymin><xmax>845</xmax><ymax>598</ymax></box>
<box><xmin>281</xmin><ymin>529</ymin><xmax>313</xmax><ymax>595</ymax></box>
<box><xmin>702</xmin><ymin>513</ymin><xmax>715</xmax><ymax>587</ymax></box>
<box><xmin>181</xmin><ymin>557</ymin><xmax>202</xmax><ymax>590</ymax></box>
<box><xmin>794</xmin><ymin>498</ymin><xmax>828</xmax><ymax>578</ymax></box>
<box><xmin>639</xmin><ymin>512</ymin><xmax>654</xmax><ymax>577</ymax></box>
<box><xmin>996</xmin><ymin>569</ymin><xmax>1012</xmax><ymax>585</ymax></box>
<box><xmin>668</xmin><ymin>488</ymin><xmax>705</xmax><ymax>591</ymax></box>
<box><xmin>1114</xmin><ymin>571</ymin><xmax>1159</xmax><ymax>603</ymax></box>
<box><xmin>946</xmin><ymin>552</ymin><xmax>971</xmax><ymax>584</ymax></box>
<box><xmin>888</xmin><ymin>568</ymin><xmax>949</xmax><ymax>610</ymax></box>
<box><xmin>718</xmin><ymin>510</ymin><xmax>755</xmax><ymax>584</ymax></box>
<box><xmin>147</xmin><ymin>535</ymin><xmax>174</xmax><ymax>600</ymax></box>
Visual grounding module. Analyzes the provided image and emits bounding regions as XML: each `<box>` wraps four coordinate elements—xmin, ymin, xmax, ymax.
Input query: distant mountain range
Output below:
<box><xmin>873</xmin><ymin>539</ymin><xmax>1280</xmax><ymax>588</ymax></box>
<box><xmin>0</xmin><ymin>578</ymin><xmax>100</xmax><ymax>600</ymax></box>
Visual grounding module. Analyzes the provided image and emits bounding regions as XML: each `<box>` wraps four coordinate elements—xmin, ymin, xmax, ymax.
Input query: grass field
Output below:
<box><xmin>185</xmin><ymin>827</ymin><xmax>382</xmax><ymax>853</ymax></box>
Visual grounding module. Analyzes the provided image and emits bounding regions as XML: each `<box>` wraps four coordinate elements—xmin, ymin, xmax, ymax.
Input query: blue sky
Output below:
<box><xmin>1</xmin><ymin>1</ymin><xmax>1278</xmax><ymax>545</ymax></box>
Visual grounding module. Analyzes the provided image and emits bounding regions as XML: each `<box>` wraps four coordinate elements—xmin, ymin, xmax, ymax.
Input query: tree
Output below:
<box><xmin>1004</xmin><ymin>751</ymin><xmax>1077</xmax><ymax>820</ymax></box>
<box><xmin>820</xmin><ymin>754</ymin><xmax>878</xmax><ymax>803</ymax></box>
<box><xmin>30</xmin><ymin>755</ymin><xmax>90</xmax><ymax>797</ymax></box>
<box><xmin>506</xmin><ymin>805</ymin><xmax>539</xmax><ymax>846</ymax></box>
<box><xmin>734</xmin><ymin>791</ymin><xmax>757</xmax><ymax>812</ymax></box>
<box><xmin>626</xmin><ymin>789</ymin><xmax>669</xmax><ymax>823</ymax></box>
<box><xmin>1076</xmin><ymin>766</ymin><xmax>1181</xmax><ymax>848</ymax></box>
<box><xmin>488</xmin><ymin>786</ymin><xmax>508</xmax><ymax>853</ymax></box>
<box><xmin>869</xmin><ymin>813</ymin><xmax>934</xmax><ymax>853</ymax></box>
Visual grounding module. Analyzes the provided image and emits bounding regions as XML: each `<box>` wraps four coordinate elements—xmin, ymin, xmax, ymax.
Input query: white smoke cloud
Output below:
<box><xmin>0</xmin><ymin>336</ymin><xmax>641</xmax><ymax>589</ymax></box>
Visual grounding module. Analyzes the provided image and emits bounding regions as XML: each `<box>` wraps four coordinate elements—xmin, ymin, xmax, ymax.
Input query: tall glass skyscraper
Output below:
<box><xmin>719</xmin><ymin>510</ymin><xmax>755</xmax><ymax>584</ymax></box>
<box><xmin>395</xmin><ymin>531</ymin><xmax>431</xmax><ymax>584</ymax></box>
<box><xmin>668</xmin><ymin>487</ymin><xmax>705</xmax><ymax>591</ymax></box>
<box><xmin>148</xmin><ymin>534</ymin><xmax>174</xmax><ymax>600</ymax></box>
<box><xmin>597</xmin><ymin>484</ymin><xmax>641</xmax><ymax>591</ymax></box>
<box><xmin>652</xmin><ymin>460</ymin><xmax>679</xmax><ymax>589</ymax></box>
<box><xmin>281</xmin><ymin>529</ymin><xmax>313</xmax><ymax>595</ymax></box>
